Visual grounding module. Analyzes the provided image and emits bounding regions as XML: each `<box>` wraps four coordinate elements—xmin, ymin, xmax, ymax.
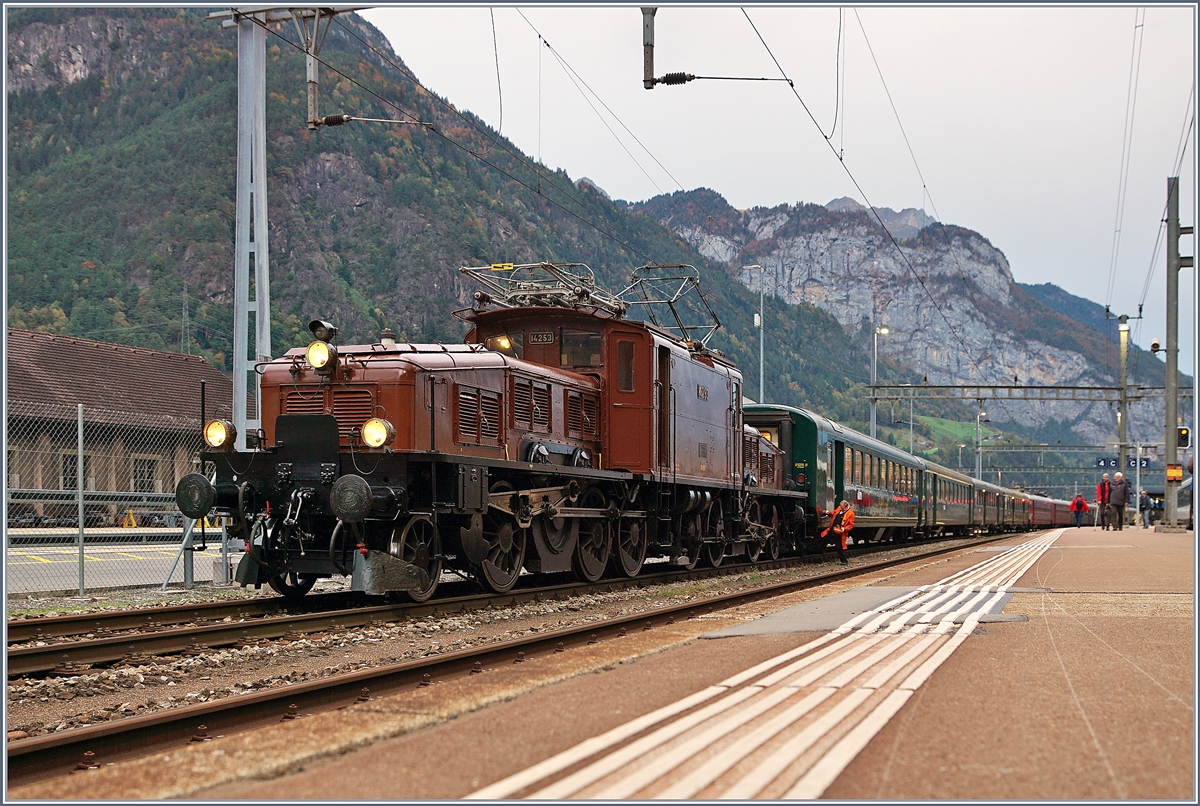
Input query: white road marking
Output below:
<box><xmin>464</xmin><ymin>530</ymin><xmax>1065</xmax><ymax>799</ymax></box>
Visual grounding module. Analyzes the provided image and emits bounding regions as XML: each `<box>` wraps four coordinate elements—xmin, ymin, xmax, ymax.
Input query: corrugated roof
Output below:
<box><xmin>6</xmin><ymin>329</ymin><xmax>233</xmax><ymax>423</ymax></box>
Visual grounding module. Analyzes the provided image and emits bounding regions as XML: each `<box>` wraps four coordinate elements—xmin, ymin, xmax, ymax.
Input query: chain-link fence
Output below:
<box><xmin>5</xmin><ymin>400</ymin><xmax>242</xmax><ymax>595</ymax></box>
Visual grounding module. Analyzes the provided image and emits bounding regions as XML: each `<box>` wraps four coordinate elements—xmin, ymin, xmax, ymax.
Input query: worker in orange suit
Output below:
<box><xmin>822</xmin><ymin>499</ymin><xmax>855</xmax><ymax>566</ymax></box>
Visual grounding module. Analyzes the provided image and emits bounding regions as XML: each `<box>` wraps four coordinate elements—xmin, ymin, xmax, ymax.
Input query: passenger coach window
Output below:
<box><xmin>561</xmin><ymin>330</ymin><xmax>603</xmax><ymax>368</ymax></box>
<box><xmin>617</xmin><ymin>341</ymin><xmax>635</xmax><ymax>391</ymax></box>
<box><xmin>844</xmin><ymin>446</ymin><xmax>852</xmax><ymax>485</ymax></box>
<box><xmin>852</xmin><ymin>450</ymin><xmax>860</xmax><ymax>484</ymax></box>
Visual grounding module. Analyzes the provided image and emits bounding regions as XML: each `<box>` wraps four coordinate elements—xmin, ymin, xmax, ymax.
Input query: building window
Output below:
<box><xmin>133</xmin><ymin>457</ymin><xmax>159</xmax><ymax>493</ymax></box>
<box><xmin>60</xmin><ymin>453</ymin><xmax>92</xmax><ymax>491</ymax></box>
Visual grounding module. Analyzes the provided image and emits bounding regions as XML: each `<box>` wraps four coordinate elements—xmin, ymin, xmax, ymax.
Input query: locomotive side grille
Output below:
<box><xmin>479</xmin><ymin>391</ymin><xmax>501</xmax><ymax>442</ymax></box>
<box><xmin>761</xmin><ymin>452</ymin><xmax>775</xmax><ymax>484</ymax></box>
<box><xmin>457</xmin><ymin>385</ymin><xmax>502</xmax><ymax>445</ymax></box>
<box><xmin>581</xmin><ymin>394</ymin><xmax>599</xmax><ymax>436</ymax></box>
<box><xmin>532</xmin><ymin>383</ymin><xmax>551</xmax><ymax>431</ymax></box>
<box><xmin>513</xmin><ymin>377</ymin><xmax>533</xmax><ymax>426</ymax></box>
<box><xmin>284</xmin><ymin>389</ymin><xmax>325</xmax><ymax>415</ymax></box>
<box><xmin>331</xmin><ymin>388</ymin><xmax>375</xmax><ymax>441</ymax></box>
<box><xmin>458</xmin><ymin>386</ymin><xmax>480</xmax><ymax>442</ymax></box>
<box><xmin>744</xmin><ymin>435</ymin><xmax>759</xmax><ymax>469</ymax></box>
<box><xmin>566</xmin><ymin>391</ymin><xmax>583</xmax><ymax>435</ymax></box>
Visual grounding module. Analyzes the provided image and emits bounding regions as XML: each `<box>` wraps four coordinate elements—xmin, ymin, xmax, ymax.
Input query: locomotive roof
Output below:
<box><xmin>465</xmin><ymin>305</ymin><xmax>737</xmax><ymax>368</ymax></box>
<box><xmin>269</xmin><ymin>340</ymin><xmax>599</xmax><ymax>387</ymax></box>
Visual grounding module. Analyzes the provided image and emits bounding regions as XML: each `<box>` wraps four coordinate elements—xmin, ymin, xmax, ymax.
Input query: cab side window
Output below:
<box><xmin>561</xmin><ymin>330</ymin><xmax>602</xmax><ymax>368</ymax></box>
<box><xmin>617</xmin><ymin>341</ymin><xmax>635</xmax><ymax>391</ymax></box>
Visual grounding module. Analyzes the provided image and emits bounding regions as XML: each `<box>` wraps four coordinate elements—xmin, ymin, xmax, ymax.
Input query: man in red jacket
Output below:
<box><xmin>1069</xmin><ymin>493</ymin><xmax>1090</xmax><ymax>528</ymax></box>
<box><xmin>822</xmin><ymin>500</ymin><xmax>855</xmax><ymax>566</ymax></box>
<box><xmin>1096</xmin><ymin>473</ymin><xmax>1111</xmax><ymax>530</ymax></box>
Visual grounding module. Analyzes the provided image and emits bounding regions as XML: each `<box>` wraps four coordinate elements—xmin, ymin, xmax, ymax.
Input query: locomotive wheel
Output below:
<box><xmin>268</xmin><ymin>571</ymin><xmax>317</xmax><ymax>599</ymax></box>
<box><xmin>474</xmin><ymin>483</ymin><xmax>527</xmax><ymax>594</ymax></box>
<box><xmin>390</xmin><ymin>515</ymin><xmax>441</xmax><ymax>603</ymax></box>
<box><xmin>743</xmin><ymin>498</ymin><xmax>764</xmax><ymax>562</ymax></box>
<box><xmin>704</xmin><ymin>500</ymin><xmax>726</xmax><ymax>567</ymax></box>
<box><xmin>745</xmin><ymin>539</ymin><xmax>763</xmax><ymax>563</ymax></box>
<box><xmin>533</xmin><ymin>511</ymin><xmax>576</xmax><ymax>554</ymax></box>
<box><xmin>572</xmin><ymin>487</ymin><xmax>611</xmax><ymax>583</ymax></box>
<box><xmin>611</xmin><ymin>518</ymin><xmax>648</xmax><ymax>578</ymax></box>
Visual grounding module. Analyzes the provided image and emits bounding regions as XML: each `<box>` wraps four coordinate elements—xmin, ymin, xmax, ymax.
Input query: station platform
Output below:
<box><xmin>93</xmin><ymin>527</ymin><xmax>1196</xmax><ymax>800</ymax></box>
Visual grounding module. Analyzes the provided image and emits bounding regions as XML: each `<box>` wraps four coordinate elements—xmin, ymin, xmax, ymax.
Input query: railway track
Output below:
<box><xmin>6</xmin><ymin>532</ymin><xmax>1015</xmax><ymax>786</ymax></box>
<box><xmin>8</xmin><ymin>535</ymin><xmax>974</xmax><ymax>677</ymax></box>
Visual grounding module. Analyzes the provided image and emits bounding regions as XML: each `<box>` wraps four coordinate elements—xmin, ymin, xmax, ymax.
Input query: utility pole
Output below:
<box><xmin>209</xmin><ymin>7</ymin><xmax>361</xmax><ymax>449</ymax></box>
<box><xmin>231</xmin><ymin>10</ymin><xmax>270</xmax><ymax>451</ymax></box>
<box><xmin>1104</xmin><ymin>306</ymin><xmax>1141</xmax><ymax>473</ymax></box>
<box><xmin>1164</xmin><ymin>176</ymin><xmax>1193</xmax><ymax>527</ymax></box>
<box><xmin>759</xmin><ymin>269</ymin><xmax>765</xmax><ymax>404</ymax></box>
<box><xmin>1118</xmin><ymin>314</ymin><xmax>1129</xmax><ymax>472</ymax></box>
<box><xmin>871</xmin><ymin>326</ymin><xmax>889</xmax><ymax>438</ymax></box>
<box><xmin>975</xmin><ymin>400</ymin><xmax>985</xmax><ymax>479</ymax></box>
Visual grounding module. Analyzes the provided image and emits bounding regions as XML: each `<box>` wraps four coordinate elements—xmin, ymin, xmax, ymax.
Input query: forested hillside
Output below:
<box><xmin>6</xmin><ymin>8</ymin><xmax>918</xmax><ymax>434</ymax></box>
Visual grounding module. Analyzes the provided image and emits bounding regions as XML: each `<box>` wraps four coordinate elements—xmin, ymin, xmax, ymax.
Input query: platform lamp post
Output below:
<box><xmin>870</xmin><ymin>326</ymin><xmax>890</xmax><ymax>438</ymax></box>
<box><xmin>744</xmin><ymin>264</ymin><xmax>765</xmax><ymax>402</ymax></box>
<box><xmin>975</xmin><ymin>403</ymin><xmax>989</xmax><ymax>479</ymax></box>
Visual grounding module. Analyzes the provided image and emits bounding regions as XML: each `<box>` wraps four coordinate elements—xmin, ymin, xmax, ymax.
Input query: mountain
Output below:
<box><xmin>1018</xmin><ymin>282</ymin><xmax>1118</xmax><ymax>340</ymax></box>
<box><xmin>630</xmin><ymin>189</ymin><xmax>1191</xmax><ymax>446</ymax></box>
<box><xmin>5</xmin><ymin>7</ymin><xmax>899</xmax><ymax>438</ymax></box>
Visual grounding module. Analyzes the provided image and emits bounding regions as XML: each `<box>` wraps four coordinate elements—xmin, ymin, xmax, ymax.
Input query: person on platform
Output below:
<box><xmin>1069</xmin><ymin>493</ymin><xmax>1090</xmax><ymax>528</ymax></box>
<box><xmin>1109</xmin><ymin>472</ymin><xmax>1131</xmax><ymax>531</ymax></box>
<box><xmin>822</xmin><ymin>499</ymin><xmax>855</xmax><ymax>566</ymax></box>
<box><xmin>1096</xmin><ymin>473</ymin><xmax>1112</xmax><ymax>530</ymax></box>
<box><xmin>1138</xmin><ymin>488</ymin><xmax>1153</xmax><ymax>529</ymax></box>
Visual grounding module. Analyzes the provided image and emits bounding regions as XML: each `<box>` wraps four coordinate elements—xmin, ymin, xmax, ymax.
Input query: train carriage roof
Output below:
<box><xmin>920</xmin><ymin>460</ymin><xmax>975</xmax><ymax>485</ymax></box>
<box><xmin>744</xmin><ymin>404</ymin><xmax>926</xmax><ymax>469</ymax></box>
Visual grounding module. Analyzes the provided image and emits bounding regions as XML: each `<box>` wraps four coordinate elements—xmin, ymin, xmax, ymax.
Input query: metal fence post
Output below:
<box><xmin>77</xmin><ymin>404</ymin><xmax>85</xmax><ymax>597</ymax></box>
<box><xmin>183</xmin><ymin>526</ymin><xmax>194</xmax><ymax>589</ymax></box>
<box><xmin>220</xmin><ymin>518</ymin><xmax>230</xmax><ymax>585</ymax></box>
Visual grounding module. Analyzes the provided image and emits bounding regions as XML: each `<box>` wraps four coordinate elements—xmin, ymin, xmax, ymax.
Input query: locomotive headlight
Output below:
<box><xmin>305</xmin><ymin>340</ymin><xmax>337</xmax><ymax>374</ymax></box>
<box><xmin>203</xmin><ymin>419</ymin><xmax>236</xmax><ymax>450</ymax></box>
<box><xmin>361</xmin><ymin>418</ymin><xmax>395</xmax><ymax>449</ymax></box>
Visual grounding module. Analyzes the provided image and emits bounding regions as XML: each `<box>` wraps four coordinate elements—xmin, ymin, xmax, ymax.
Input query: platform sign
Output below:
<box><xmin>1166</xmin><ymin>464</ymin><xmax>1184</xmax><ymax>482</ymax></box>
<box><xmin>1096</xmin><ymin>457</ymin><xmax>1119</xmax><ymax>468</ymax></box>
<box><xmin>1127</xmin><ymin>458</ymin><xmax>1151</xmax><ymax>468</ymax></box>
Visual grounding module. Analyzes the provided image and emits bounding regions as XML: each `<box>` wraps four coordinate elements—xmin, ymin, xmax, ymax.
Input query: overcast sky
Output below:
<box><xmin>359</xmin><ymin>5</ymin><xmax>1197</xmax><ymax>376</ymax></box>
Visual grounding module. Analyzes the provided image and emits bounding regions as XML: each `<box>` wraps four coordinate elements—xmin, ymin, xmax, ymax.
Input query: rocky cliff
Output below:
<box><xmin>632</xmin><ymin>190</ymin><xmax>1189</xmax><ymax>445</ymax></box>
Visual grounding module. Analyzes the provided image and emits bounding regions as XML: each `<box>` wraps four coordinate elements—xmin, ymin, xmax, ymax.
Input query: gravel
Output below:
<box><xmin>7</xmin><ymin>539</ymin><xmax>981</xmax><ymax>740</ymax></box>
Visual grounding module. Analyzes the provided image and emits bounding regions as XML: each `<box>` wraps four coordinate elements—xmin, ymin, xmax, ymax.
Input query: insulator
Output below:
<box><xmin>658</xmin><ymin>72</ymin><xmax>694</xmax><ymax>86</ymax></box>
<box><xmin>322</xmin><ymin>113</ymin><xmax>351</xmax><ymax>127</ymax></box>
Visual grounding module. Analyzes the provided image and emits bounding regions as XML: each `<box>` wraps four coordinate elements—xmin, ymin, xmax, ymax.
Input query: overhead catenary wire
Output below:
<box><xmin>1104</xmin><ymin>7</ymin><xmax>1147</xmax><ymax>310</ymax></box>
<box><xmin>739</xmin><ymin>8</ymin><xmax>982</xmax><ymax>381</ymax></box>
<box><xmin>852</xmin><ymin>9</ymin><xmax>1020</xmax><ymax>424</ymax></box>
<box><xmin>320</xmin><ymin>15</ymin><xmax>656</xmax><ymax>260</ymax></box>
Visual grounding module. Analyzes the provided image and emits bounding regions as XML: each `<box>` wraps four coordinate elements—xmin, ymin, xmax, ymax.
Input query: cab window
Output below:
<box><xmin>617</xmin><ymin>340</ymin><xmax>635</xmax><ymax>391</ymax></box>
<box><xmin>485</xmin><ymin>332</ymin><xmax>523</xmax><ymax>358</ymax></box>
<box><xmin>561</xmin><ymin>330</ymin><xmax>602</xmax><ymax>368</ymax></box>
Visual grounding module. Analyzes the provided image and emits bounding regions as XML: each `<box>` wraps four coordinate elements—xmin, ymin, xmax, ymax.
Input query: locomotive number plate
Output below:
<box><xmin>697</xmin><ymin>385</ymin><xmax>709</xmax><ymax>400</ymax></box>
<box><xmin>528</xmin><ymin>332</ymin><xmax>554</xmax><ymax>344</ymax></box>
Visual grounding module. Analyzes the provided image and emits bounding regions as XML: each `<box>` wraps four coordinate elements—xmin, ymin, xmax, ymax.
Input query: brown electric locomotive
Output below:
<box><xmin>176</xmin><ymin>263</ymin><xmax>796</xmax><ymax>599</ymax></box>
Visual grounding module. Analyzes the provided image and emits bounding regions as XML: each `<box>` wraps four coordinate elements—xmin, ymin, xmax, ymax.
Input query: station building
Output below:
<box><xmin>6</xmin><ymin>328</ymin><xmax>232</xmax><ymax>524</ymax></box>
